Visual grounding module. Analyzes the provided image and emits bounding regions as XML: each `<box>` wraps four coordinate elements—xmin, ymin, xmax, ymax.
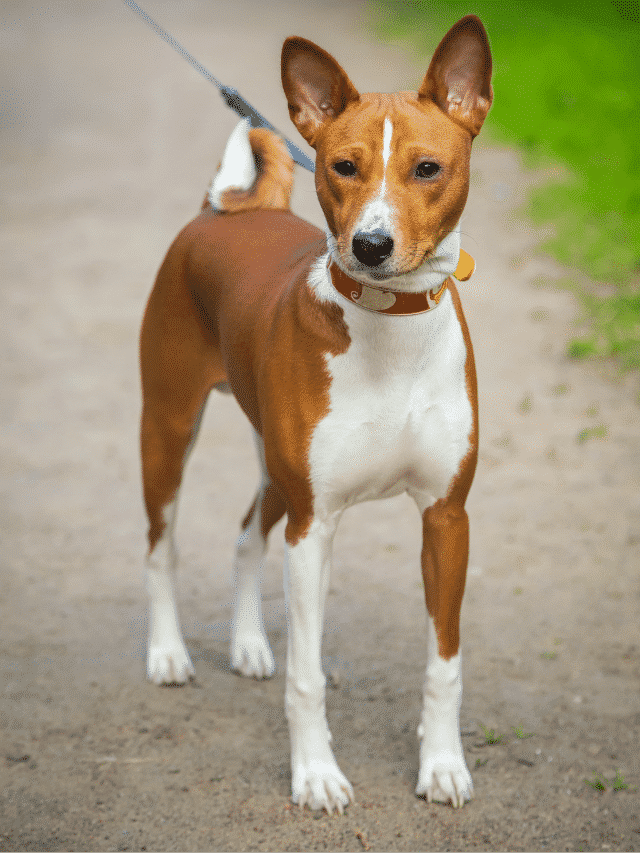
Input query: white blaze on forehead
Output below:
<box><xmin>382</xmin><ymin>117</ymin><xmax>393</xmax><ymax>168</ymax></box>
<box><xmin>355</xmin><ymin>116</ymin><xmax>395</xmax><ymax>236</ymax></box>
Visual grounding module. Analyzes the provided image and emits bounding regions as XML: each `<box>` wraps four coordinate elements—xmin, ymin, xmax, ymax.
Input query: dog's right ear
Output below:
<box><xmin>281</xmin><ymin>38</ymin><xmax>360</xmax><ymax>148</ymax></box>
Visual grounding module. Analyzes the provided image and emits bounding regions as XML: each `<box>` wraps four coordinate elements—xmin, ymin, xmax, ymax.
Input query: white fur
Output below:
<box><xmin>230</xmin><ymin>430</ymin><xmax>275</xmax><ymax>678</ymax></box>
<box><xmin>284</xmin><ymin>517</ymin><xmax>353</xmax><ymax>813</ymax></box>
<box><xmin>147</xmin><ymin>107</ymin><xmax>475</xmax><ymax>811</ymax></box>
<box><xmin>326</xmin><ymin>225</ymin><xmax>462</xmax><ymax>294</ymax></box>
<box><xmin>354</xmin><ymin>118</ymin><xmax>393</xmax><ymax>234</ymax></box>
<box><xmin>209</xmin><ymin>119</ymin><xmax>257</xmax><ymax>210</ymax></box>
<box><xmin>283</xmin><ymin>259</ymin><xmax>473</xmax><ymax>810</ymax></box>
<box><xmin>146</xmin><ymin>501</ymin><xmax>195</xmax><ymax>684</ymax></box>
<box><xmin>355</xmin><ymin>194</ymin><xmax>394</xmax><ymax>239</ymax></box>
<box><xmin>309</xmin><ymin>287</ymin><xmax>472</xmax><ymax>516</ymax></box>
<box><xmin>382</xmin><ymin>116</ymin><xmax>393</xmax><ymax>168</ymax></box>
<box><xmin>146</xmin><ymin>429</ymin><xmax>277</xmax><ymax>682</ymax></box>
<box><xmin>419</xmin><ymin>225</ymin><xmax>463</xmax><ymax>290</ymax></box>
<box><xmin>307</xmin><ymin>250</ymin><xmax>334</xmax><ymax>302</ymax></box>
<box><xmin>415</xmin><ymin>616</ymin><xmax>473</xmax><ymax>807</ymax></box>
<box><xmin>354</xmin><ymin>118</ymin><xmax>395</xmax><ymax>238</ymax></box>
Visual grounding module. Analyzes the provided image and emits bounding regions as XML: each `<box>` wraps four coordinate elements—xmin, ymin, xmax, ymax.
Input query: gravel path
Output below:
<box><xmin>1</xmin><ymin>2</ymin><xmax>638</xmax><ymax>850</ymax></box>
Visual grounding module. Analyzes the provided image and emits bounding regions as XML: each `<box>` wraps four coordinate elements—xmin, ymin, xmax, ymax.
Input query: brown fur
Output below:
<box><xmin>143</xmin><ymin>16</ymin><xmax>491</xmax><ymax>656</ymax></box>
<box><xmin>201</xmin><ymin>128</ymin><xmax>294</xmax><ymax>215</ymax></box>
<box><xmin>140</xmin><ymin>207</ymin><xmax>348</xmax><ymax>551</ymax></box>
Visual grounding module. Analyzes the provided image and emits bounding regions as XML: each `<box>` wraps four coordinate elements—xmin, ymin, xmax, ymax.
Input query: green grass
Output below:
<box><xmin>585</xmin><ymin>771</ymin><xmax>608</xmax><ymax>791</ymax></box>
<box><xmin>569</xmin><ymin>291</ymin><xmax>640</xmax><ymax>368</ymax></box>
<box><xmin>478</xmin><ymin>723</ymin><xmax>505</xmax><ymax>744</ymax></box>
<box><xmin>576</xmin><ymin>423</ymin><xmax>608</xmax><ymax>443</ymax></box>
<box><xmin>612</xmin><ymin>769</ymin><xmax>629</xmax><ymax>791</ymax></box>
<box><xmin>511</xmin><ymin>725</ymin><xmax>535</xmax><ymax>739</ymax></box>
<box><xmin>370</xmin><ymin>0</ymin><xmax>640</xmax><ymax>370</ymax></box>
<box><xmin>585</xmin><ymin>769</ymin><xmax>632</xmax><ymax>791</ymax></box>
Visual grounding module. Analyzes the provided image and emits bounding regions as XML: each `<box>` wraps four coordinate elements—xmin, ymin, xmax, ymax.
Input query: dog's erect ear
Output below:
<box><xmin>282</xmin><ymin>37</ymin><xmax>360</xmax><ymax>147</ymax></box>
<box><xmin>418</xmin><ymin>15</ymin><xmax>493</xmax><ymax>137</ymax></box>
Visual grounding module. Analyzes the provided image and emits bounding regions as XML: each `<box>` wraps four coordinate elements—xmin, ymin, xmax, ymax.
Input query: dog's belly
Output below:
<box><xmin>308</xmin><ymin>294</ymin><xmax>473</xmax><ymax>517</ymax></box>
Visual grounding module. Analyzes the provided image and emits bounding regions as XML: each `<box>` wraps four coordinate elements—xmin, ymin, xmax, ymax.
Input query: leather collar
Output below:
<box><xmin>329</xmin><ymin>249</ymin><xmax>475</xmax><ymax>316</ymax></box>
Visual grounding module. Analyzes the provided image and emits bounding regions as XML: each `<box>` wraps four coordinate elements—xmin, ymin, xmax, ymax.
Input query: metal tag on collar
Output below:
<box><xmin>453</xmin><ymin>249</ymin><xmax>475</xmax><ymax>281</ymax></box>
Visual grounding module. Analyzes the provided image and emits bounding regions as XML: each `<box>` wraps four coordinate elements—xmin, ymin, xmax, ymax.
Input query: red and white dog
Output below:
<box><xmin>140</xmin><ymin>16</ymin><xmax>492</xmax><ymax>812</ymax></box>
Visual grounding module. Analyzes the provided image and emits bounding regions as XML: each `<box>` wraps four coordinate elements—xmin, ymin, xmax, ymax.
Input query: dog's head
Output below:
<box><xmin>282</xmin><ymin>17</ymin><xmax>492</xmax><ymax>283</ymax></box>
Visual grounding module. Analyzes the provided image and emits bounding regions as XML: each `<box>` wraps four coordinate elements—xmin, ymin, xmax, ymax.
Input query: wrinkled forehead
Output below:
<box><xmin>318</xmin><ymin>92</ymin><xmax>471</xmax><ymax>163</ymax></box>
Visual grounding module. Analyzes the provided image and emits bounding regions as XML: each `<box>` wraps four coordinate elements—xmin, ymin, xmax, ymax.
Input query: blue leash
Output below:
<box><xmin>122</xmin><ymin>0</ymin><xmax>315</xmax><ymax>173</ymax></box>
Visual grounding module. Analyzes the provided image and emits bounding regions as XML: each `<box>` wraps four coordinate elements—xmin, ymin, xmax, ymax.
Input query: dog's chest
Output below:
<box><xmin>309</xmin><ymin>292</ymin><xmax>472</xmax><ymax>514</ymax></box>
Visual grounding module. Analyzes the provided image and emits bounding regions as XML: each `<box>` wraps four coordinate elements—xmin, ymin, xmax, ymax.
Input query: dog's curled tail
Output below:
<box><xmin>203</xmin><ymin>119</ymin><xmax>294</xmax><ymax>214</ymax></box>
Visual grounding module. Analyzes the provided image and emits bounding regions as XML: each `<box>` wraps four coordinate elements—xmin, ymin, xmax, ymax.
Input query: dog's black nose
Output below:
<box><xmin>352</xmin><ymin>230</ymin><xmax>394</xmax><ymax>267</ymax></box>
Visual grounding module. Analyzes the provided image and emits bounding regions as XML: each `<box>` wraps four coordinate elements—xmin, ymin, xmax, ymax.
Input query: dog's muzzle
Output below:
<box><xmin>352</xmin><ymin>229</ymin><xmax>394</xmax><ymax>267</ymax></box>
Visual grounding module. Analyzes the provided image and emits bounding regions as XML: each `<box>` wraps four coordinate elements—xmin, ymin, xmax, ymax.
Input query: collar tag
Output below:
<box><xmin>454</xmin><ymin>249</ymin><xmax>475</xmax><ymax>282</ymax></box>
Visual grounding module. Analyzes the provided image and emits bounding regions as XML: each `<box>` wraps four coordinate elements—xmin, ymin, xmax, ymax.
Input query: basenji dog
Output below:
<box><xmin>140</xmin><ymin>15</ymin><xmax>492</xmax><ymax>812</ymax></box>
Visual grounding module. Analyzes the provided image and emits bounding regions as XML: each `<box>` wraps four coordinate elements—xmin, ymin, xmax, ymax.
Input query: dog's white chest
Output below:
<box><xmin>309</xmin><ymin>291</ymin><xmax>472</xmax><ymax>516</ymax></box>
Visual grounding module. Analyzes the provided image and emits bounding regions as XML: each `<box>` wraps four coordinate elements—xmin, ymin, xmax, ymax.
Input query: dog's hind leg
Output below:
<box><xmin>140</xmin><ymin>261</ymin><xmax>224</xmax><ymax>685</ymax></box>
<box><xmin>231</xmin><ymin>431</ymin><xmax>286</xmax><ymax>678</ymax></box>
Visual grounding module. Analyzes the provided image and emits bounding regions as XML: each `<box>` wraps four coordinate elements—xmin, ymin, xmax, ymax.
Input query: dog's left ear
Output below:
<box><xmin>282</xmin><ymin>37</ymin><xmax>360</xmax><ymax>148</ymax></box>
<box><xmin>419</xmin><ymin>15</ymin><xmax>493</xmax><ymax>137</ymax></box>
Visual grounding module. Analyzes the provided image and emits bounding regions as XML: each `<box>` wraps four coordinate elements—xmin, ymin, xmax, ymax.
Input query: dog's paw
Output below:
<box><xmin>231</xmin><ymin>632</ymin><xmax>275</xmax><ymax>678</ymax></box>
<box><xmin>292</xmin><ymin>760</ymin><xmax>354</xmax><ymax>814</ymax></box>
<box><xmin>147</xmin><ymin>642</ymin><xmax>195</xmax><ymax>685</ymax></box>
<box><xmin>416</xmin><ymin>753</ymin><xmax>473</xmax><ymax>808</ymax></box>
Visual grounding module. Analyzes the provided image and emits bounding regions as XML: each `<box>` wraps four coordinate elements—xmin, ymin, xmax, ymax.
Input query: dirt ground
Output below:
<box><xmin>1</xmin><ymin>2</ymin><xmax>639</xmax><ymax>850</ymax></box>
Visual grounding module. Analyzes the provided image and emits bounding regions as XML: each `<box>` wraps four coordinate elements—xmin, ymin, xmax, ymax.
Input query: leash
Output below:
<box><xmin>122</xmin><ymin>0</ymin><xmax>315</xmax><ymax>173</ymax></box>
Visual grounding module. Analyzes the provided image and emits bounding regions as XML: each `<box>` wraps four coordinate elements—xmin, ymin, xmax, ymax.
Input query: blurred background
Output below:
<box><xmin>2</xmin><ymin>3</ymin><xmax>639</xmax><ymax>849</ymax></box>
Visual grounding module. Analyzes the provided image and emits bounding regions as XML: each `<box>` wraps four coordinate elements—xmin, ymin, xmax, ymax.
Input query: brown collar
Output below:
<box><xmin>329</xmin><ymin>249</ymin><xmax>475</xmax><ymax>316</ymax></box>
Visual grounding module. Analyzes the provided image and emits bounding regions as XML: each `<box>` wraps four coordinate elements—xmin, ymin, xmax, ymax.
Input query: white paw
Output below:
<box><xmin>292</xmin><ymin>760</ymin><xmax>354</xmax><ymax>814</ymax></box>
<box><xmin>231</xmin><ymin>632</ymin><xmax>275</xmax><ymax>678</ymax></box>
<box><xmin>416</xmin><ymin>753</ymin><xmax>473</xmax><ymax>808</ymax></box>
<box><xmin>147</xmin><ymin>642</ymin><xmax>195</xmax><ymax>685</ymax></box>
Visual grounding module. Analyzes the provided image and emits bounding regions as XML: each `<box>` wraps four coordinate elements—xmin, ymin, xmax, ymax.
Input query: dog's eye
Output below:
<box><xmin>333</xmin><ymin>160</ymin><xmax>357</xmax><ymax>177</ymax></box>
<box><xmin>415</xmin><ymin>161</ymin><xmax>441</xmax><ymax>180</ymax></box>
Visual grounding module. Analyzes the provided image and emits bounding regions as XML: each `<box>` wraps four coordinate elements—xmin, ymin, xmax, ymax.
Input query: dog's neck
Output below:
<box><xmin>328</xmin><ymin>263</ymin><xmax>450</xmax><ymax>316</ymax></box>
<box><xmin>327</xmin><ymin>226</ymin><xmax>462</xmax><ymax>293</ymax></box>
<box><xmin>325</xmin><ymin>227</ymin><xmax>474</xmax><ymax>316</ymax></box>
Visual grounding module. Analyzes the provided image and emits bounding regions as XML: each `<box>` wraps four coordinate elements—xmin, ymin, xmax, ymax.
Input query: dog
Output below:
<box><xmin>139</xmin><ymin>15</ymin><xmax>492</xmax><ymax>812</ymax></box>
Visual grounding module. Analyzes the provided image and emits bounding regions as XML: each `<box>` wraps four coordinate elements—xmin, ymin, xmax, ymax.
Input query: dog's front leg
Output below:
<box><xmin>413</xmin><ymin>494</ymin><xmax>474</xmax><ymax>808</ymax></box>
<box><xmin>284</xmin><ymin>516</ymin><xmax>353</xmax><ymax>813</ymax></box>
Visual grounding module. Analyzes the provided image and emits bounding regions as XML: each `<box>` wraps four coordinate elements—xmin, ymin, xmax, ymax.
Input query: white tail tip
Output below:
<box><xmin>209</xmin><ymin>119</ymin><xmax>257</xmax><ymax>210</ymax></box>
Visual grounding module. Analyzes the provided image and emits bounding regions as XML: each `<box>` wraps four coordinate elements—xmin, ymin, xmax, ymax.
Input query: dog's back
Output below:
<box><xmin>172</xmin><ymin>120</ymin><xmax>326</xmax><ymax>330</ymax></box>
